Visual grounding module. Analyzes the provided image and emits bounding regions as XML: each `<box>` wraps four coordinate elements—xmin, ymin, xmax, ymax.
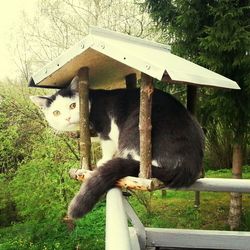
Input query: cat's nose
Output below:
<box><xmin>66</xmin><ymin>117</ymin><xmax>71</xmax><ymax>122</ymax></box>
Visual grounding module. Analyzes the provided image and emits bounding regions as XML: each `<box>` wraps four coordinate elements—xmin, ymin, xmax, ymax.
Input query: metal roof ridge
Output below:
<box><xmin>89</xmin><ymin>26</ymin><xmax>171</xmax><ymax>52</ymax></box>
<box><xmin>89</xmin><ymin>36</ymin><xmax>166</xmax><ymax>80</ymax></box>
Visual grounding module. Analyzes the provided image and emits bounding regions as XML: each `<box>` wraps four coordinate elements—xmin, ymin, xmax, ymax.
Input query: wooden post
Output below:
<box><xmin>187</xmin><ymin>85</ymin><xmax>197</xmax><ymax>115</ymax></box>
<box><xmin>139</xmin><ymin>73</ymin><xmax>153</xmax><ymax>179</ymax></box>
<box><xmin>228</xmin><ymin>143</ymin><xmax>243</xmax><ymax>230</ymax></box>
<box><xmin>187</xmin><ymin>85</ymin><xmax>202</xmax><ymax>207</ymax></box>
<box><xmin>78</xmin><ymin>67</ymin><xmax>92</xmax><ymax>170</ymax></box>
<box><xmin>125</xmin><ymin>73</ymin><xmax>137</xmax><ymax>89</ymax></box>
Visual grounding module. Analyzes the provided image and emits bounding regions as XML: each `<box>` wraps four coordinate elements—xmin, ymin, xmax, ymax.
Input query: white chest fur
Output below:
<box><xmin>109</xmin><ymin>119</ymin><xmax>119</xmax><ymax>147</ymax></box>
<box><xmin>97</xmin><ymin>118</ymin><xmax>159</xmax><ymax>168</ymax></box>
<box><xmin>97</xmin><ymin>118</ymin><xmax>119</xmax><ymax>167</ymax></box>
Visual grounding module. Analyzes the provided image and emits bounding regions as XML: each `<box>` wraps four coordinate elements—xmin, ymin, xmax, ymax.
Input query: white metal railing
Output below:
<box><xmin>105</xmin><ymin>178</ymin><xmax>250</xmax><ymax>250</ymax></box>
<box><xmin>171</xmin><ymin>177</ymin><xmax>250</xmax><ymax>193</ymax></box>
<box><xmin>106</xmin><ymin>188</ymin><xmax>134</xmax><ymax>250</ymax></box>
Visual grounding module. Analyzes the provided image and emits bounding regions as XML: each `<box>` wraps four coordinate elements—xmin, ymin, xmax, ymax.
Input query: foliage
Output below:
<box><xmin>0</xmin><ymin>79</ymin><xmax>107</xmax><ymax>249</ymax></box>
<box><xmin>0</xmin><ymin>82</ymin><xmax>49</xmax><ymax>173</ymax></box>
<box><xmin>198</xmin><ymin>1</ymin><xmax>250</xmax><ymax>143</ymax></box>
<box><xmin>130</xmin><ymin>167</ymin><xmax>250</xmax><ymax>230</ymax></box>
<box><xmin>2</xmin><ymin>0</ymin><xmax>250</xmax><ymax>240</ymax></box>
<box><xmin>0</xmin><ymin>82</ymin><xmax>48</xmax><ymax>226</ymax></box>
<box><xmin>144</xmin><ymin>0</ymin><xmax>250</xmax><ymax>167</ymax></box>
<box><xmin>0</xmin><ymin>206</ymin><xmax>105</xmax><ymax>250</ymax></box>
<box><xmin>203</xmin><ymin>121</ymin><xmax>233</xmax><ymax>169</ymax></box>
<box><xmin>1</xmin><ymin>167</ymin><xmax>250</xmax><ymax>249</ymax></box>
<box><xmin>0</xmin><ymin>82</ymin><xmax>77</xmax><ymax>225</ymax></box>
<box><xmin>12</xmin><ymin>0</ymin><xmax>161</xmax><ymax>81</ymax></box>
<box><xmin>0</xmin><ymin>79</ymin><xmax>250</xmax><ymax>249</ymax></box>
<box><xmin>143</xmin><ymin>0</ymin><xmax>212</xmax><ymax>62</ymax></box>
<box><xmin>9</xmin><ymin>130</ymin><xmax>78</xmax><ymax>222</ymax></box>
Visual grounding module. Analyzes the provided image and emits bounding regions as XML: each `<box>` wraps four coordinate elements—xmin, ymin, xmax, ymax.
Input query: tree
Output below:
<box><xmin>10</xmin><ymin>0</ymin><xmax>160</xmax><ymax>81</ymax></box>
<box><xmin>145</xmin><ymin>0</ymin><xmax>250</xmax><ymax>229</ymax></box>
<box><xmin>199</xmin><ymin>0</ymin><xmax>250</xmax><ymax>230</ymax></box>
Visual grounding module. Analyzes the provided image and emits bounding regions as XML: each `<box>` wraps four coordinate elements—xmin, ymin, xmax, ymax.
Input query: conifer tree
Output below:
<box><xmin>145</xmin><ymin>0</ymin><xmax>250</xmax><ymax>229</ymax></box>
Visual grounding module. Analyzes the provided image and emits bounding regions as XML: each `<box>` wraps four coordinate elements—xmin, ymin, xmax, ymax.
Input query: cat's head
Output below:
<box><xmin>30</xmin><ymin>76</ymin><xmax>80</xmax><ymax>131</ymax></box>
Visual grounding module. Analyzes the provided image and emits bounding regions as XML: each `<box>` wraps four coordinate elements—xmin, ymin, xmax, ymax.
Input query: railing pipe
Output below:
<box><xmin>106</xmin><ymin>188</ymin><xmax>132</xmax><ymax>250</ymax></box>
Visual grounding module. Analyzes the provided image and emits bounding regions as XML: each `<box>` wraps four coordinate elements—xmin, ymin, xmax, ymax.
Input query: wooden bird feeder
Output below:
<box><xmin>29</xmin><ymin>26</ymin><xmax>239</xmax><ymax>177</ymax></box>
<box><xmin>28</xmin><ymin>27</ymin><xmax>247</xmax><ymax>250</ymax></box>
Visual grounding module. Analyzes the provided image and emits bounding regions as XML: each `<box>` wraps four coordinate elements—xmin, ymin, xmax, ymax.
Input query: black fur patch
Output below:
<box><xmin>46</xmin><ymin>84</ymin><xmax>77</xmax><ymax>107</ymax></box>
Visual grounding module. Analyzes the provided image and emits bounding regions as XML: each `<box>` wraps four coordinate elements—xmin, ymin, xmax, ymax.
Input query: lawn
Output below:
<box><xmin>1</xmin><ymin>167</ymin><xmax>250</xmax><ymax>249</ymax></box>
<box><xmin>129</xmin><ymin>167</ymin><xmax>250</xmax><ymax>231</ymax></box>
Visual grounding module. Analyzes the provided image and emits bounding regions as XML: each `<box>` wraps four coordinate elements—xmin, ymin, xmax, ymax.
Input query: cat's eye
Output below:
<box><xmin>70</xmin><ymin>103</ymin><xmax>76</xmax><ymax>109</ymax></box>
<box><xmin>53</xmin><ymin>110</ymin><xmax>61</xmax><ymax>116</ymax></box>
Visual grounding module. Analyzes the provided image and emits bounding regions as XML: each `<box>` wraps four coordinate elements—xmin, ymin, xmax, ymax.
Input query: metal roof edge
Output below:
<box><xmin>28</xmin><ymin>76</ymin><xmax>62</xmax><ymax>89</ymax></box>
<box><xmin>29</xmin><ymin>26</ymin><xmax>240</xmax><ymax>90</ymax></box>
<box><xmin>89</xmin><ymin>26</ymin><xmax>171</xmax><ymax>52</ymax></box>
<box><xmin>28</xmin><ymin>77</ymin><xmax>36</xmax><ymax>87</ymax></box>
<box><xmin>32</xmin><ymin>36</ymin><xmax>93</xmax><ymax>86</ymax></box>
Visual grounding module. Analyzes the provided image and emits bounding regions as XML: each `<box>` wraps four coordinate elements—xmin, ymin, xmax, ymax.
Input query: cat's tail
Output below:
<box><xmin>68</xmin><ymin>157</ymin><xmax>200</xmax><ymax>219</ymax></box>
<box><xmin>68</xmin><ymin>158</ymin><xmax>140</xmax><ymax>219</ymax></box>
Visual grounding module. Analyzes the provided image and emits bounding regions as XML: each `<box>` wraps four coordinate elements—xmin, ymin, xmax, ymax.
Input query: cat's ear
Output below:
<box><xmin>30</xmin><ymin>96</ymin><xmax>51</xmax><ymax>109</ymax></box>
<box><xmin>69</xmin><ymin>76</ymin><xmax>79</xmax><ymax>92</ymax></box>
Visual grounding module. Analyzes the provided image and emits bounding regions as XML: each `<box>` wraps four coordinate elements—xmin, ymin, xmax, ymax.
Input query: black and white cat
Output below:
<box><xmin>30</xmin><ymin>76</ymin><xmax>204</xmax><ymax>219</ymax></box>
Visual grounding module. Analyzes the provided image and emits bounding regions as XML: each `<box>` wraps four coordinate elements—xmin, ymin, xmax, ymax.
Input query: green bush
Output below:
<box><xmin>9</xmin><ymin>129</ymin><xmax>79</xmax><ymax>222</ymax></box>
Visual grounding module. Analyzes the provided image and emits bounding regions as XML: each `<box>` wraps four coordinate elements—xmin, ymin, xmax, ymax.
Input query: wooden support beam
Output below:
<box><xmin>139</xmin><ymin>73</ymin><xmax>154</xmax><ymax>179</ymax></box>
<box><xmin>187</xmin><ymin>85</ymin><xmax>197</xmax><ymax>116</ymax></box>
<box><xmin>78</xmin><ymin>67</ymin><xmax>92</xmax><ymax>170</ymax></box>
<box><xmin>125</xmin><ymin>73</ymin><xmax>137</xmax><ymax>89</ymax></box>
<box><xmin>68</xmin><ymin>168</ymin><xmax>164</xmax><ymax>191</ymax></box>
<box><xmin>187</xmin><ymin>85</ymin><xmax>202</xmax><ymax>207</ymax></box>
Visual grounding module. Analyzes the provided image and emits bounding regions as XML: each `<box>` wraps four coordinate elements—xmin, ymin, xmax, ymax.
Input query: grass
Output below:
<box><xmin>129</xmin><ymin>190</ymin><xmax>250</xmax><ymax>231</ymax></box>
<box><xmin>1</xmin><ymin>167</ymin><xmax>250</xmax><ymax>249</ymax></box>
<box><xmin>0</xmin><ymin>204</ymin><xmax>106</xmax><ymax>250</ymax></box>
<box><xmin>129</xmin><ymin>166</ymin><xmax>250</xmax><ymax>231</ymax></box>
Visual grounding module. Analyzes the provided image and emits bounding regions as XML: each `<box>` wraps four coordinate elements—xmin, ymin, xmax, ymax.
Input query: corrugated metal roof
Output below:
<box><xmin>29</xmin><ymin>26</ymin><xmax>240</xmax><ymax>89</ymax></box>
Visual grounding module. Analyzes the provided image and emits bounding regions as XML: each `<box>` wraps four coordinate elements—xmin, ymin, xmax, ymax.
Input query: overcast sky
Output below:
<box><xmin>0</xmin><ymin>0</ymin><xmax>37</xmax><ymax>80</ymax></box>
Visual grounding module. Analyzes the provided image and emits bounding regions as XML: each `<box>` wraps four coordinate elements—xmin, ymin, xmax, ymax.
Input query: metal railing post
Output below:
<box><xmin>106</xmin><ymin>188</ymin><xmax>132</xmax><ymax>250</ymax></box>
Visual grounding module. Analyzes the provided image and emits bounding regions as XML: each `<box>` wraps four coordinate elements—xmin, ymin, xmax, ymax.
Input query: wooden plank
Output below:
<box><xmin>146</xmin><ymin>228</ymin><xmax>250</xmax><ymax>249</ymax></box>
<box><xmin>78</xmin><ymin>68</ymin><xmax>92</xmax><ymax>170</ymax></box>
<box><xmin>139</xmin><ymin>73</ymin><xmax>154</xmax><ymax>179</ymax></box>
